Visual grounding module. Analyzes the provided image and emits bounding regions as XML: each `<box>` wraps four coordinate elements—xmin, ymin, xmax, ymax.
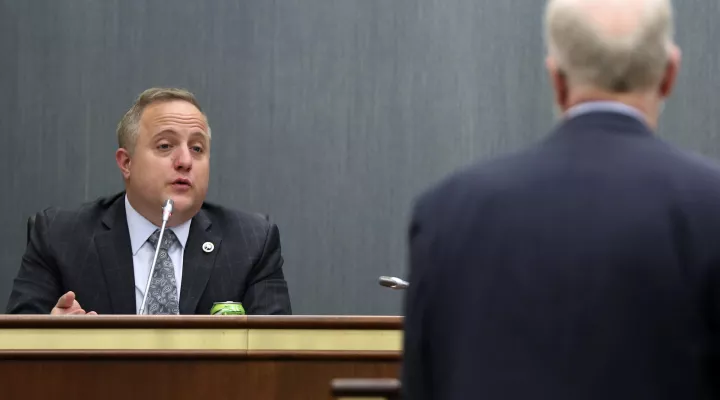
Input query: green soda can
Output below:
<box><xmin>210</xmin><ymin>301</ymin><xmax>246</xmax><ymax>315</ymax></box>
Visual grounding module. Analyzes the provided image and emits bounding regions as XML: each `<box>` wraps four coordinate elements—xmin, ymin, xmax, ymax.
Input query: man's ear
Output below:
<box><xmin>546</xmin><ymin>56</ymin><xmax>569</xmax><ymax>109</ymax></box>
<box><xmin>115</xmin><ymin>148</ymin><xmax>132</xmax><ymax>179</ymax></box>
<box><xmin>659</xmin><ymin>44</ymin><xmax>681</xmax><ymax>98</ymax></box>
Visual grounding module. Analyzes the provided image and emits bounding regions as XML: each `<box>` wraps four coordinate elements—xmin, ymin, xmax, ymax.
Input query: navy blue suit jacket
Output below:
<box><xmin>402</xmin><ymin>112</ymin><xmax>720</xmax><ymax>400</ymax></box>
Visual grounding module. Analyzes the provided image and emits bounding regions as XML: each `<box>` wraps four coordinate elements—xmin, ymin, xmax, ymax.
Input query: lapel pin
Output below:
<box><xmin>202</xmin><ymin>242</ymin><xmax>214</xmax><ymax>253</ymax></box>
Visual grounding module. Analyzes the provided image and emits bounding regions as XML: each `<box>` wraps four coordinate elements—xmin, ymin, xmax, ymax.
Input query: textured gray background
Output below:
<box><xmin>0</xmin><ymin>1</ymin><xmax>718</xmax><ymax>315</ymax></box>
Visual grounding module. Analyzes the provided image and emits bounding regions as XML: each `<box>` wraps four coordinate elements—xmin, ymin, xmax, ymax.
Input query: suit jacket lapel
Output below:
<box><xmin>179</xmin><ymin>209</ymin><xmax>222</xmax><ymax>314</ymax></box>
<box><xmin>95</xmin><ymin>196</ymin><xmax>137</xmax><ymax>314</ymax></box>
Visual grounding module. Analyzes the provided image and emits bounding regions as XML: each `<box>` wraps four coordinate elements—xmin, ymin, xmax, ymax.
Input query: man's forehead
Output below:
<box><xmin>140</xmin><ymin>101</ymin><xmax>209</xmax><ymax>132</ymax></box>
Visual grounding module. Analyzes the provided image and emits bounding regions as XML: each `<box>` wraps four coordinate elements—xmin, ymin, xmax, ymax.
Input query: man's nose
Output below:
<box><xmin>173</xmin><ymin>147</ymin><xmax>193</xmax><ymax>171</ymax></box>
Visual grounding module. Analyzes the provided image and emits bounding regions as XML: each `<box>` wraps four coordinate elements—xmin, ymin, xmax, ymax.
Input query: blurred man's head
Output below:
<box><xmin>544</xmin><ymin>0</ymin><xmax>680</xmax><ymax>129</ymax></box>
<box><xmin>115</xmin><ymin>88</ymin><xmax>211</xmax><ymax>227</ymax></box>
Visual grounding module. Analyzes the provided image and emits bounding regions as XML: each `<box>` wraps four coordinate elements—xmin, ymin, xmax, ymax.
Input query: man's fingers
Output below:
<box><xmin>86</xmin><ymin>311</ymin><xmax>98</xmax><ymax>316</ymax></box>
<box><xmin>51</xmin><ymin>292</ymin><xmax>88</xmax><ymax>315</ymax></box>
<box><xmin>55</xmin><ymin>291</ymin><xmax>76</xmax><ymax>309</ymax></box>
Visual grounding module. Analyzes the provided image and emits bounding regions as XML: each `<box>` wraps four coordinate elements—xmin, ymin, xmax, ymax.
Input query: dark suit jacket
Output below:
<box><xmin>402</xmin><ymin>112</ymin><xmax>720</xmax><ymax>400</ymax></box>
<box><xmin>6</xmin><ymin>192</ymin><xmax>292</xmax><ymax>315</ymax></box>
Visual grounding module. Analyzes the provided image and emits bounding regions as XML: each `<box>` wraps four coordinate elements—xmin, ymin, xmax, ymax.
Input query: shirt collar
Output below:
<box><xmin>125</xmin><ymin>195</ymin><xmax>191</xmax><ymax>256</ymax></box>
<box><xmin>566</xmin><ymin>101</ymin><xmax>647</xmax><ymax>125</ymax></box>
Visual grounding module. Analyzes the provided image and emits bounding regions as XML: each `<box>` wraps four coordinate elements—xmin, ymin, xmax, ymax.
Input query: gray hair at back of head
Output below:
<box><xmin>544</xmin><ymin>0</ymin><xmax>674</xmax><ymax>93</ymax></box>
<box><xmin>117</xmin><ymin>87</ymin><xmax>212</xmax><ymax>153</ymax></box>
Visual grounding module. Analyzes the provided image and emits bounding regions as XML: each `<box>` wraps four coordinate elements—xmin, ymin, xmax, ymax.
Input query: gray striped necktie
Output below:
<box><xmin>145</xmin><ymin>229</ymin><xmax>180</xmax><ymax>315</ymax></box>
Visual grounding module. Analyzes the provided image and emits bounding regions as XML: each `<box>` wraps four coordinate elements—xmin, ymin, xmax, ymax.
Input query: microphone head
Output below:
<box><xmin>379</xmin><ymin>276</ymin><xmax>395</xmax><ymax>288</ymax></box>
<box><xmin>379</xmin><ymin>276</ymin><xmax>409</xmax><ymax>289</ymax></box>
<box><xmin>162</xmin><ymin>199</ymin><xmax>174</xmax><ymax>222</ymax></box>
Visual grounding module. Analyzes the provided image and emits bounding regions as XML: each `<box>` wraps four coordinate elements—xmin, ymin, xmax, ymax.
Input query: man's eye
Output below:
<box><xmin>158</xmin><ymin>143</ymin><xmax>171</xmax><ymax>150</ymax></box>
<box><xmin>191</xmin><ymin>146</ymin><xmax>204</xmax><ymax>153</ymax></box>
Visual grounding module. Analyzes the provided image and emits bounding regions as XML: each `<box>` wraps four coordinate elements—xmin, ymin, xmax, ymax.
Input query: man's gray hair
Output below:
<box><xmin>544</xmin><ymin>0</ymin><xmax>674</xmax><ymax>93</ymax></box>
<box><xmin>117</xmin><ymin>87</ymin><xmax>212</xmax><ymax>153</ymax></box>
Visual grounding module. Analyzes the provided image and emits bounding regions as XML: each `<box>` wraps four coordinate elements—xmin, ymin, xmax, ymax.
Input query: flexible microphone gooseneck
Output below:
<box><xmin>138</xmin><ymin>199</ymin><xmax>174</xmax><ymax>315</ymax></box>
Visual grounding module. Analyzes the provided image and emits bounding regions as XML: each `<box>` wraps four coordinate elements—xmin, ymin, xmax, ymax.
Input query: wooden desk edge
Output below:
<box><xmin>0</xmin><ymin>315</ymin><xmax>403</xmax><ymax>329</ymax></box>
<box><xmin>0</xmin><ymin>349</ymin><xmax>403</xmax><ymax>360</ymax></box>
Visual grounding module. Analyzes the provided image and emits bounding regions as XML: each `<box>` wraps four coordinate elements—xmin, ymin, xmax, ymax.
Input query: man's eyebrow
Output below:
<box><xmin>190</xmin><ymin>131</ymin><xmax>210</xmax><ymax>139</ymax></box>
<box><xmin>153</xmin><ymin>129</ymin><xmax>179</xmax><ymax>137</ymax></box>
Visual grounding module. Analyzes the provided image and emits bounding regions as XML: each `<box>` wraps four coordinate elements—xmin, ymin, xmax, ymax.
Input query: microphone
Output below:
<box><xmin>378</xmin><ymin>276</ymin><xmax>409</xmax><ymax>290</ymax></box>
<box><xmin>138</xmin><ymin>199</ymin><xmax>174</xmax><ymax>315</ymax></box>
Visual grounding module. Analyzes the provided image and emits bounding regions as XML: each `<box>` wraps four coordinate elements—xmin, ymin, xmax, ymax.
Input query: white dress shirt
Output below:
<box><xmin>124</xmin><ymin>195</ymin><xmax>191</xmax><ymax>314</ymax></box>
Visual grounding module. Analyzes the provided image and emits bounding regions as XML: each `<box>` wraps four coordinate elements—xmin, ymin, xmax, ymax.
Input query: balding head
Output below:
<box><xmin>544</xmin><ymin>0</ymin><xmax>679</xmax><ymax>116</ymax></box>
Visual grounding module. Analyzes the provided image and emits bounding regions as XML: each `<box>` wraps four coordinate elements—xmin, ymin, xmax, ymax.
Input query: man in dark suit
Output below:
<box><xmin>402</xmin><ymin>0</ymin><xmax>720</xmax><ymax>399</ymax></box>
<box><xmin>6</xmin><ymin>87</ymin><xmax>292</xmax><ymax>315</ymax></box>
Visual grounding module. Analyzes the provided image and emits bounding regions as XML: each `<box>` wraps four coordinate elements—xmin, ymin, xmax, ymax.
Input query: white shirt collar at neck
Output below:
<box><xmin>124</xmin><ymin>195</ymin><xmax>192</xmax><ymax>256</ymax></box>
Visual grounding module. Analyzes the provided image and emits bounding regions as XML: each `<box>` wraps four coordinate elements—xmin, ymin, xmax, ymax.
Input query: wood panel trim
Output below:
<box><xmin>245</xmin><ymin>316</ymin><xmax>403</xmax><ymax>330</ymax></box>
<box><xmin>0</xmin><ymin>315</ymin><xmax>244</xmax><ymax>329</ymax></box>
<box><xmin>0</xmin><ymin>328</ymin><xmax>249</xmax><ymax>350</ymax></box>
<box><xmin>0</xmin><ymin>350</ymin><xmax>402</xmax><ymax>361</ymax></box>
<box><xmin>247</xmin><ymin>328</ymin><xmax>402</xmax><ymax>351</ymax></box>
<box><xmin>244</xmin><ymin>350</ymin><xmax>402</xmax><ymax>361</ymax></box>
<box><xmin>0</xmin><ymin>315</ymin><xmax>403</xmax><ymax>330</ymax></box>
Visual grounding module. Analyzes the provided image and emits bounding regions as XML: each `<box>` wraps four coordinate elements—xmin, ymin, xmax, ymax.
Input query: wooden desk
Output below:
<box><xmin>0</xmin><ymin>316</ymin><xmax>402</xmax><ymax>400</ymax></box>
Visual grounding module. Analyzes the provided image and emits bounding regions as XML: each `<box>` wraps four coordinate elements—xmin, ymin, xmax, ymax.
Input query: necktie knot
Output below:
<box><xmin>147</xmin><ymin>229</ymin><xmax>178</xmax><ymax>251</ymax></box>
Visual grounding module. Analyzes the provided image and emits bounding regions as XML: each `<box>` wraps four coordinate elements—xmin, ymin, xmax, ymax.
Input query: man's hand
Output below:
<box><xmin>50</xmin><ymin>291</ymin><xmax>97</xmax><ymax>315</ymax></box>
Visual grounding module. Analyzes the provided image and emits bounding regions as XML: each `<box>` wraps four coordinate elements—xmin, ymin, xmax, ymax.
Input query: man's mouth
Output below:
<box><xmin>171</xmin><ymin>178</ymin><xmax>192</xmax><ymax>187</ymax></box>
